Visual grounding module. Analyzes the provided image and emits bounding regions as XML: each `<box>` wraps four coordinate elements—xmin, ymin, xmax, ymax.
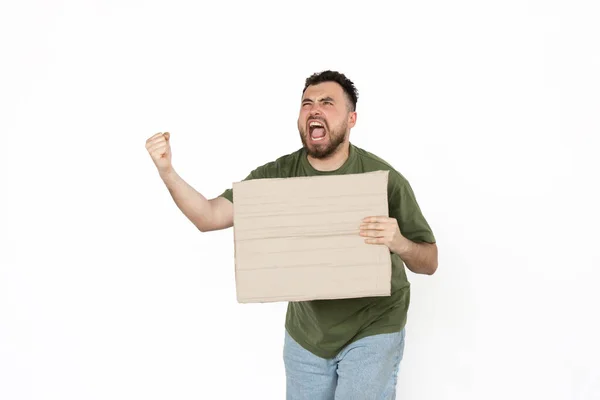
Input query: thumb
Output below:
<box><xmin>163</xmin><ymin>132</ymin><xmax>170</xmax><ymax>141</ymax></box>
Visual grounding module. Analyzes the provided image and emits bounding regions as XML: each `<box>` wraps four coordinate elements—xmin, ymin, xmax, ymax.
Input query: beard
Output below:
<box><xmin>298</xmin><ymin>118</ymin><xmax>348</xmax><ymax>159</ymax></box>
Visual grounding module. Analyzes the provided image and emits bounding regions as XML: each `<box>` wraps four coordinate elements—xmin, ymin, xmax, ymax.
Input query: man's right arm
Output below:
<box><xmin>145</xmin><ymin>131</ymin><xmax>233</xmax><ymax>232</ymax></box>
<box><xmin>160</xmin><ymin>169</ymin><xmax>233</xmax><ymax>232</ymax></box>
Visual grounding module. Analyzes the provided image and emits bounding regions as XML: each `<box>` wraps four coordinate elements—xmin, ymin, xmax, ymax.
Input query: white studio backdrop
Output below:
<box><xmin>1</xmin><ymin>0</ymin><xmax>599</xmax><ymax>399</ymax></box>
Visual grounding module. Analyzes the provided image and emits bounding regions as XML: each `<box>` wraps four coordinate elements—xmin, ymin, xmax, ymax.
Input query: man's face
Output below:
<box><xmin>297</xmin><ymin>81</ymin><xmax>356</xmax><ymax>159</ymax></box>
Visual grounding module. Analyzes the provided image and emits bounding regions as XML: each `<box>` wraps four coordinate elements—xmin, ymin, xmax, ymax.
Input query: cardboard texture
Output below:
<box><xmin>232</xmin><ymin>170</ymin><xmax>392</xmax><ymax>303</ymax></box>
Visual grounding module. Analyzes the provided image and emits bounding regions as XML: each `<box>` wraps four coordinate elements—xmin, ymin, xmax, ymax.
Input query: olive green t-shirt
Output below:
<box><xmin>220</xmin><ymin>143</ymin><xmax>435</xmax><ymax>359</ymax></box>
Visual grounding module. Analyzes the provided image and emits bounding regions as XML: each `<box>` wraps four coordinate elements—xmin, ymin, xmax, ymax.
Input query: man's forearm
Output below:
<box><xmin>395</xmin><ymin>241</ymin><xmax>438</xmax><ymax>275</ymax></box>
<box><xmin>160</xmin><ymin>168</ymin><xmax>214</xmax><ymax>232</ymax></box>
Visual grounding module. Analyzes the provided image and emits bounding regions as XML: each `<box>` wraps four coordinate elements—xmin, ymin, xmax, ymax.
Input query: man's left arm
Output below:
<box><xmin>360</xmin><ymin>173</ymin><xmax>438</xmax><ymax>275</ymax></box>
<box><xmin>360</xmin><ymin>216</ymin><xmax>438</xmax><ymax>275</ymax></box>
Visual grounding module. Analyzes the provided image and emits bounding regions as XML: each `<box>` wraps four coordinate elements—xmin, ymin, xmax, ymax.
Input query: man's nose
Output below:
<box><xmin>309</xmin><ymin>104</ymin><xmax>322</xmax><ymax>116</ymax></box>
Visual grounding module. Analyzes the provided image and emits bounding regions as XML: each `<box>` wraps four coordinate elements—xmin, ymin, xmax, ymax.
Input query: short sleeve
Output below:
<box><xmin>388</xmin><ymin>173</ymin><xmax>436</xmax><ymax>243</ymax></box>
<box><xmin>219</xmin><ymin>167</ymin><xmax>265</xmax><ymax>203</ymax></box>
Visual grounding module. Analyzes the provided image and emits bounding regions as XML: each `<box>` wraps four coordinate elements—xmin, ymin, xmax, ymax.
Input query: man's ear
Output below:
<box><xmin>348</xmin><ymin>111</ymin><xmax>357</xmax><ymax>129</ymax></box>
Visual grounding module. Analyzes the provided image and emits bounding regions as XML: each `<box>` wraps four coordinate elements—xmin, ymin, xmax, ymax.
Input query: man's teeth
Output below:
<box><xmin>309</xmin><ymin>120</ymin><xmax>325</xmax><ymax>141</ymax></box>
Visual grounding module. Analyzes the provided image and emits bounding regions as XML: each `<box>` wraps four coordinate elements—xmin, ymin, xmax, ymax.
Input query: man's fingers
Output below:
<box><xmin>148</xmin><ymin>142</ymin><xmax>168</xmax><ymax>154</ymax></box>
<box><xmin>147</xmin><ymin>139</ymin><xmax>168</xmax><ymax>150</ymax></box>
<box><xmin>146</xmin><ymin>135</ymin><xmax>169</xmax><ymax>149</ymax></box>
<box><xmin>360</xmin><ymin>229</ymin><xmax>386</xmax><ymax>238</ymax></box>
<box><xmin>360</xmin><ymin>222</ymin><xmax>387</xmax><ymax>230</ymax></box>
<box><xmin>364</xmin><ymin>238</ymin><xmax>385</xmax><ymax>245</ymax></box>
<box><xmin>362</xmin><ymin>216</ymin><xmax>390</xmax><ymax>223</ymax></box>
<box><xmin>145</xmin><ymin>137</ymin><xmax>164</xmax><ymax>148</ymax></box>
<box><xmin>146</xmin><ymin>132</ymin><xmax>164</xmax><ymax>143</ymax></box>
<box><xmin>145</xmin><ymin>132</ymin><xmax>170</xmax><ymax>145</ymax></box>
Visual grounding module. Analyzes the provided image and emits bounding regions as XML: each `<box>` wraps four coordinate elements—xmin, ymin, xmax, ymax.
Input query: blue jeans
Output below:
<box><xmin>283</xmin><ymin>329</ymin><xmax>406</xmax><ymax>400</ymax></box>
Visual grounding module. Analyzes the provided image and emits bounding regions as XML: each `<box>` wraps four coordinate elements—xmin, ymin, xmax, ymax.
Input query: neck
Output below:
<box><xmin>307</xmin><ymin>141</ymin><xmax>350</xmax><ymax>171</ymax></box>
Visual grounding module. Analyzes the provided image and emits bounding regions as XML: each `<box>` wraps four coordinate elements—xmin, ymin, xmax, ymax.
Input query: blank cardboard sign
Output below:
<box><xmin>232</xmin><ymin>170</ymin><xmax>392</xmax><ymax>303</ymax></box>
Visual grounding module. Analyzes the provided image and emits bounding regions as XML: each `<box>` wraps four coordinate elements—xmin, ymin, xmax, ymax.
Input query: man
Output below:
<box><xmin>145</xmin><ymin>70</ymin><xmax>438</xmax><ymax>399</ymax></box>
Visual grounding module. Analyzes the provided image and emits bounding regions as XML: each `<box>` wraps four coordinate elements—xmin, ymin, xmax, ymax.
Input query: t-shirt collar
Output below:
<box><xmin>301</xmin><ymin>142</ymin><xmax>357</xmax><ymax>175</ymax></box>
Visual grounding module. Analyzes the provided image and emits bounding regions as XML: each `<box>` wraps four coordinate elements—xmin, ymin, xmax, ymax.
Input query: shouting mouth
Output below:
<box><xmin>308</xmin><ymin>120</ymin><xmax>327</xmax><ymax>141</ymax></box>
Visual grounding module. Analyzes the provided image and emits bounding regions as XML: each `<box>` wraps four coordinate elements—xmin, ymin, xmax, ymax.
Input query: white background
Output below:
<box><xmin>1</xmin><ymin>0</ymin><xmax>599</xmax><ymax>399</ymax></box>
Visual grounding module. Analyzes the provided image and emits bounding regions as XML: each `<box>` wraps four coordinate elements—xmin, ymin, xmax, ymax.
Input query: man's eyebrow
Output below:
<box><xmin>301</xmin><ymin>96</ymin><xmax>335</xmax><ymax>104</ymax></box>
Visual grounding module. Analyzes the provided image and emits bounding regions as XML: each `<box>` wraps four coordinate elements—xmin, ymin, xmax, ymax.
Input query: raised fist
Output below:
<box><xmin>145</xmin><ymin>132</ymin><xmax>172</xmax><ymax>175</ymax></box>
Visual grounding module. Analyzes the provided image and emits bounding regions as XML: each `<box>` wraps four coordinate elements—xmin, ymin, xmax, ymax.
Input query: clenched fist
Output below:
<box><xmin>145</xmin><ymin>132</ymin><xmax>172</xmax><ymax>175</ymax></box>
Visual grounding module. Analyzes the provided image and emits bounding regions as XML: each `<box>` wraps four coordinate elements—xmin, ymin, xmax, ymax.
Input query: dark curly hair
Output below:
<box><xmin>302</xmin><ymin>70</ymin><xmax>359</xmax><ymax>111</ymax></box>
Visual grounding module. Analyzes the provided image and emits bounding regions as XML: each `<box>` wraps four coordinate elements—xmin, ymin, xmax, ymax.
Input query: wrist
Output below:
<box><xmin>393</xmin><ymin>237</ymin><xmax>413</xmax><ymax>257</ymax></box>
<box><xmin>159</xmin><ymin>166</ymin><xmax>177</xmax><ymax>183</ymax></box>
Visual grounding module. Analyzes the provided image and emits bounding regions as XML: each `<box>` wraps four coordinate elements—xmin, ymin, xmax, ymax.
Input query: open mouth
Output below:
<box><xmin>308</xmin><ymin>120</ymin><xmax>327</xmax><ymax>141</ymax></box>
